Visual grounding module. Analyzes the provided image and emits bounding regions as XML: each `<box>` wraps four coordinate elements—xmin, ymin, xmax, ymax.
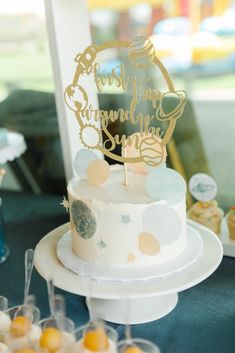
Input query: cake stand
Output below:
<box><xmin>34</xmin><ymin>220</ymin><xmax>223</xmax><ymax>324</ymax></box>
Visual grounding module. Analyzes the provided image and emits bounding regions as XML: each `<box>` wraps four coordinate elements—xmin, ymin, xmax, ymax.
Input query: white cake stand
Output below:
<box><xmin>34</xmin><ymin>220</ymin><xmax>223</xmax><ymax>324</ymax></box>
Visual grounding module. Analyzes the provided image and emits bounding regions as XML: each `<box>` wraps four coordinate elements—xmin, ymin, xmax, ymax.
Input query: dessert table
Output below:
<box><xmin>0</xmin><ymin>190</ymin><xmax>235</xmax><ymax>353</ymax></box>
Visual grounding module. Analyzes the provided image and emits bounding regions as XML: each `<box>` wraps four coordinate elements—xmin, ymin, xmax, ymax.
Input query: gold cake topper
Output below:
<box><xmin>65</xmin><ymin>37</ymin><xmax>186</xmax><ymax>167</ymax></box>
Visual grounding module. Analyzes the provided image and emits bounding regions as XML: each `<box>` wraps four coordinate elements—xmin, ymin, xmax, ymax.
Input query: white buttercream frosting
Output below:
<box><xmin>69</xmin><ymin>165</ymin><xmax>153</xmax><ymax>204</ymax></box>
<box><xmin>68</xmin><ymin>165</ymin><xmax>187</xmax><ymax>268</ymax></box>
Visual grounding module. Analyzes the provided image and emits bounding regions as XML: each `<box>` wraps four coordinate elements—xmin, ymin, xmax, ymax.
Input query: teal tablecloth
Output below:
<box><xmin>0</xmin><ymin>190</ymin><xmax>235</xmax><ymax>353</ymax></box>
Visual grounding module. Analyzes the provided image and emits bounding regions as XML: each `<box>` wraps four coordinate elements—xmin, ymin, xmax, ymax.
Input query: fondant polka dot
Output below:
<box><xmin>138</xmin><ymin>232</ymin><xmax>161</xmax><ymax>256</ymax></box>
<box><xmin>87</xmin><ymin>159</ymin><xmax>110</xmax><ymax>186</ymax></box>
<box><xmin>71</xmin><ymin>200</ymin><xmax>96</xmax><ymax>239</ymax></box>
<box><xmin>189</xmin><ymin>173</ymin><xmax>217</xmax><ymax>202</ymax></box>
<box><xmin>142</xmin><ymin>204</ymin><xmax>182</xmax><ymax>245</ymax></box>
<box><xmin>146</xmin><ymin>161</ymin><xmax>166</xmax><ymax>174</ymax></box>
<box><xmin>145</xmin><ymin>167</ymin><xmax>186</xmax><ymax>205</ymax></box>
<box><xmin>73</xmin><ymin>149</ymin><xmax>98</xmax><ymax>179</ymax></box>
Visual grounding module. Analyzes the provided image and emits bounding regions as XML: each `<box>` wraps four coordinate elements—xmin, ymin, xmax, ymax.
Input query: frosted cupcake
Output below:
<box><xmin>226</xmin><ymin>206</ymin><xmax>235</xmax><ymax>240</ymax></box>
<box><xmin>187</xmin><ymin>200</ymin><xmax>224</xmax><ymax>235</ymax></box>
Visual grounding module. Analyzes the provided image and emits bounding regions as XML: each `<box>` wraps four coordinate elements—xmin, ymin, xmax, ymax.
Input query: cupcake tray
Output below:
<box><xmin>34</xmin><ymin>221</ymin><xmax>223</xmax><ymax>324</ymax></box>
<box><xmin>220</xmin><ymin>218</ymin><xmax>235</xmax><ymax>258</ymax></box>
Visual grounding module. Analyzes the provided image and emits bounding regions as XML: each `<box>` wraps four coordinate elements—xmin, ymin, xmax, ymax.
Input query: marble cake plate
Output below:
<box><xmin>34</xmin><ymin>220</ymin><xmax>223</xmax><ymax>324</ymax></box>
<box><xmin>56</xmin><ymin>225</ymin><xmax>203</xmax><ymax>282</ymax></box>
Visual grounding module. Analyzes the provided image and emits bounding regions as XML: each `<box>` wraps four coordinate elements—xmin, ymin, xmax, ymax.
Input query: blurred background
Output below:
<box><xmin>0</xmin><ymin>0</ymin><xmax>234</xmax><ymax>210</ymax></box>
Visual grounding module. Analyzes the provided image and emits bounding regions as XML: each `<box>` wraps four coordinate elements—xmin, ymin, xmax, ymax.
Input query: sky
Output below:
<box><xmin>0</xmin><ymin>0</ymin><xmax>45</xmax><ymax>16</ymax></box>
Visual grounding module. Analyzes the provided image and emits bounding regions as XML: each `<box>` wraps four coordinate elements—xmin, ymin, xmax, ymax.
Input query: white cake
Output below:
<box><xmin>68</xmin><ymin>165</ymin><xmax>187</xmax><ymax>268</ymax></box>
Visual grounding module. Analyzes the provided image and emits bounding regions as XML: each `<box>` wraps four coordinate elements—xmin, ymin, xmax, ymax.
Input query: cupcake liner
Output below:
<box><xmin>227</xmin><ymin>219</ymin><xmax>235</xmax><ymax>240</ymax></box>
<box><xmin>187</xmin><ymin>212</ymin><xmax>222</xmax><ymax>236</ymax></box>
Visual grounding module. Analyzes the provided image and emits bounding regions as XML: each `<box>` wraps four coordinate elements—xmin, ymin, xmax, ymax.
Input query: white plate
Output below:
<box><xmin>34</xmin><ymin>221</ymin><xmax>223</xmax><ymax>299</ymax></box>
<box><xmin>56</xmin><ymin>225</ymin><xmax>203</xmax><ymax>282</ymax></box>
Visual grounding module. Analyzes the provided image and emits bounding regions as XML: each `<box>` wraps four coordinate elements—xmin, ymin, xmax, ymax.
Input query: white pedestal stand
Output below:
<box><xmin>35</xmin><ymin>221</ymin><xmax>223</xmax><ymax>324</ymax></box>
<box><xmin>88</xmin><ymin>294</ymin><xmax>178</xmax><ymax>324</ymax></box>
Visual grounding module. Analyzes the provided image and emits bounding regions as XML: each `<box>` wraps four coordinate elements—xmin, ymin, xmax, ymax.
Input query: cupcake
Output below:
<box><xmin>187</xmin><ymin>200</ymin><xmax>224</xmax><ymax>235</ymax></box>
<box><xmin>226</xmin><ymin>206</ymin><xmax>235</xmax><ymax>240</ymax></box>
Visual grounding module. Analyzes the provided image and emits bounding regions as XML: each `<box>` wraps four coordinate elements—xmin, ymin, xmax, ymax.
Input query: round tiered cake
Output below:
<box><xmin>68</xmin><ymin>165</ymin><xmax>187</xmax><ymax>268</ymax></box>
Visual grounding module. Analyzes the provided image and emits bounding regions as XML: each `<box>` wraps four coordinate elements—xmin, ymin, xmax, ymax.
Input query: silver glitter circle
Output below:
<box><xmin>71</xmin><ymin>200</ymin><xmax>96</xmax><ymax>239</ymax></box>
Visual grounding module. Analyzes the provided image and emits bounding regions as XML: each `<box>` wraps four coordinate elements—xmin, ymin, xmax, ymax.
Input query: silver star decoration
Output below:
<box><xmin>121</xmin><ymin>214</ymin><xmax>131</xmax><ymax>224</ymax></box>
<box><xmin>98</xmin><ymin>239</ymin><xmax>108</xmax><ymax>249</ymax></box>
<box><xmin>60</xmin><ymin>196</ymin><xmax>69</xmax><ymax>213</ymax></box>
